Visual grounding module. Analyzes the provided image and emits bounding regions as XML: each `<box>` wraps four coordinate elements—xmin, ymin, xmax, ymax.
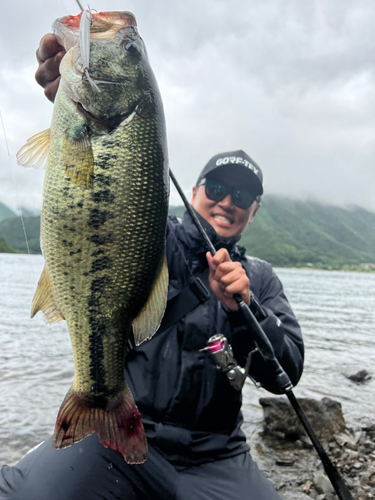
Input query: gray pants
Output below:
<box><xmin>0</xmin><ymin>435</ymin><xmax>281</xmax><ymax>500</ymax></box>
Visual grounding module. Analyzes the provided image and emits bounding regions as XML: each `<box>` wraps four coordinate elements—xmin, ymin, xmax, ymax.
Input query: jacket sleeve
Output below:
<box><xmin>226</xmin><ymin>262</ymin><xmax>304</xmax><ymax>394</ymax></box>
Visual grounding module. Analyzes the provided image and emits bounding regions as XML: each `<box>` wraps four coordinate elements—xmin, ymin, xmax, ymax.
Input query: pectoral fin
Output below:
<box><xmin>62</xmin><ymin>131</ymin><xmax>94</xmax><ymax>189</ymax></box>
<box><xmin>132</xmin><ymin>256</ymin><xmax>168</xmax><ymax>345</ymax></box>
<box><xmin>31</xmin><ymin>265</ymin><xmax>64</xmax><ymax>325</ymax></box>
<box><xmin>16</xmin><ymin>129</ymin><xmax>50</xmax><ymax>169</ymax></box>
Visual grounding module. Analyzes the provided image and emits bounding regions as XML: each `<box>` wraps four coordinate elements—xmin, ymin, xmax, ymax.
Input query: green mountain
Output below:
<box><xmin>169</xmin><ymin>197</ymin><xmax>375</xmax><ymax>269</ymax></box>
<box><xmin>0</xmin><ymin>236</ymin><xmax>15</xmax><ymax>253</ymax></box>
<box><xmin>0</xmin><ymin>216</ymin><xmax>41</xmax><ymax>254</ymax></box>
<box><xmin>1</xmin><ymin>198</ymin><xmax>374</xmax><ymax>268</ymax></box>
<box><xmin>169</xmin><ymin>205</ymin><xmax>185</xmax><ymax>219</ymax></box>
<box><xmin>0</xmin><ymin>202</ymin><xmax>16</xmax><ymax>223</ymax></box>
<box><xmin>20</xmin><ymin>206</ymin><xmax>41</xmax><ymax>217</ymax></box>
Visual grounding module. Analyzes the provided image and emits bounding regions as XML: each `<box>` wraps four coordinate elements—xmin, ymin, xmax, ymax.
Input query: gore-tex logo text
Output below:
<box><xmin>216</xmin><ymin>157</ymin><xmax>259</xmax><ymax>175</ymax></box>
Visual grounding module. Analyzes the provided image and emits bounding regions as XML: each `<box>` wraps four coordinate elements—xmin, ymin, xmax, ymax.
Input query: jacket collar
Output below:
<box><xmin>176</xmin><ymin>209</ymin><xmax>246</xmax><ymax>261</ymax></box>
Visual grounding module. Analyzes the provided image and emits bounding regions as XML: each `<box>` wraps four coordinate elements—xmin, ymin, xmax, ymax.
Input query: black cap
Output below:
<box><xmin>197</xmin><ymin>150</ymin><xmax>263</xmax><ymax>196</ymax></box>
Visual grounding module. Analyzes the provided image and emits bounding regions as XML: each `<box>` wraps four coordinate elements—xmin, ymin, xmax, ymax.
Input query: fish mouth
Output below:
<box><xmin>59</xmin><ymin>11</ymin><xmax>137</xmax><ymax>32</ymax></box>
<box><xmin>53</xmin><ymin>11</ymin><xmax>137</xmax><ymax>51</ymax></box>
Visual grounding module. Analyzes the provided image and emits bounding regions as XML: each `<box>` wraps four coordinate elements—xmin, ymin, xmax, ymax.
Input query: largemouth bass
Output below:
<box><xmin>16</xmin><ymin>11</ymin><xmax>169</xmax><ymax>464</ymax></box>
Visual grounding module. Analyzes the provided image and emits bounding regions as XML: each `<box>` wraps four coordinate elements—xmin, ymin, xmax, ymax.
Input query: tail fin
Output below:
<box><xmin>53</xmin><ymin>384</ymin><xmax>147</xmax><ymax>464</ymax></box>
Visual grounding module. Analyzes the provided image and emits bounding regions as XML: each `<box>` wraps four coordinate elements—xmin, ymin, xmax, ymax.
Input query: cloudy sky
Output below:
<box><xmin>0</xmin><ymin>0</ymin><xmax>374</xmax><ymax>213</ymax></box>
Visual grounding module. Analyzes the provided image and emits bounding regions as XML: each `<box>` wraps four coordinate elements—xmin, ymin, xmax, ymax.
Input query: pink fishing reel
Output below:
<box><xmin>201</xmin><ymin>334</ymin><xmax>251</xmax><ymax>391</ymax></box>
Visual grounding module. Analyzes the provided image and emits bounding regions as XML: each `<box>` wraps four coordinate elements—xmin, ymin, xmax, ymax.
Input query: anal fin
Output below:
<box><xmin>132</xmin><ymin>256</ymin><xmax>168</xmax><ymax>345</ymax></box>
<box><xmin>53</xmin><ymin>384</ymin><xmax>147</xmax><ymax>464</ymax></box>
<box><xmin>31</xmin><ymin>265</ymin><xmax>64</xmax><ymax>324</ymax></box>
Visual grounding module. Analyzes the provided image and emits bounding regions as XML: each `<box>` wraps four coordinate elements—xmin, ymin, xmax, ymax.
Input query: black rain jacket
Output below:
<box><xmin>125</xmin><ymin>211</ymin><xmax>304</xmax><ymax>466</ymax></box>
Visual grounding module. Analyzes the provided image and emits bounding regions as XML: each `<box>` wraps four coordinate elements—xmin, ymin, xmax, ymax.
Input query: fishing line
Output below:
<box><xmin>0</xmin><ymin>110</ymin><xmax>36</xmax><ymax>284</ymax></box>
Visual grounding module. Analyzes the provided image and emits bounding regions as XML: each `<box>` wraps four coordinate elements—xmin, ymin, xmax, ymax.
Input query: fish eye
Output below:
<box><xmin>124</xmin><ymin>42</ymin><xmax>141</xmax><ymax>59</ymax></box>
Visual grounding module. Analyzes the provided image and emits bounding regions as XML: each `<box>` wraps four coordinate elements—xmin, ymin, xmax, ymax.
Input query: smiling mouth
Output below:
<box><xmin>213</xmin><ymin>215</ymin><xmax>232</xmax><ymax>225</ymax></box>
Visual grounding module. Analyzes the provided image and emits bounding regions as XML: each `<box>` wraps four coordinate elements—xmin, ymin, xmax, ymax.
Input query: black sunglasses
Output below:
<box><xmin>197</xmin><ymin>178</ymin><xmax>258</xmax><ymax>210</ymax></box>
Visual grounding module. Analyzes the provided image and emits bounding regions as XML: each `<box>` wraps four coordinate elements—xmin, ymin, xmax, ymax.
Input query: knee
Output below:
<box><xmin>1</xmin><ymin>435</ymin><xmax>137</xmax><ymax>500</ymax></box>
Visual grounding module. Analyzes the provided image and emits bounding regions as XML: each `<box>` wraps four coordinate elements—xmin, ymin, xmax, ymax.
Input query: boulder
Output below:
<box><xmin>313</xmin><ymin>472</ymin><xmax>335</xmax><ymax>494</ymax></box>
<box><xmin>259</xmin><ymin>396</ymin><xmax>346</xmax><ymax>442</ymax></box>
<box><xmin>345</xmin><ymin>369</ymin><xmax>371</xmax><ymax>384</ymax></box>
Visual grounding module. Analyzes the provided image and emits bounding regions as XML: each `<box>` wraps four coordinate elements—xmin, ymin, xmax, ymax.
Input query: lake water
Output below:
<box><xmin>1</xmin><ymin>254</ymin><xmax>374</xmax><ymax>466</ymax></box>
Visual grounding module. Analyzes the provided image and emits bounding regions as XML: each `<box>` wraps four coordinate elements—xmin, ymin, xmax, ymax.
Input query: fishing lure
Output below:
<box><xmin>79</xmin><ymin>6</ymin><xmax>101</xmax><ymax>93</ymax></box>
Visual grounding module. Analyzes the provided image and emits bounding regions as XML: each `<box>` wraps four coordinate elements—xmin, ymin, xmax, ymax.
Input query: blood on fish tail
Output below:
<box><xmin>53</xmin><ymin>386</ymin><xmax>148</xmax><ymax>464</ymax></box>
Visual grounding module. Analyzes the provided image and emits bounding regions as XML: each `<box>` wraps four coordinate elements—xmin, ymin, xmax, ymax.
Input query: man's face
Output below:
<box><xmin>191</xmin><ymin>170</ymin><xmax>260</xmax><ymax>238</ymax></box>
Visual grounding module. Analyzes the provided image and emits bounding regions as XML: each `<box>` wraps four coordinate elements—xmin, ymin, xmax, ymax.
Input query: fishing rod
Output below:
<box><xmin>169</xmin><ymin>170</ymin><xmax>354</xmax><ymax>500</ymax></box>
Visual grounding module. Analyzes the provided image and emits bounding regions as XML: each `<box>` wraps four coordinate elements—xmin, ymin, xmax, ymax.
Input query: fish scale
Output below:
<box><xmin>17</xmin><ymin>11</ymin><xmax>169</xmax><ymax>464</ymax></box>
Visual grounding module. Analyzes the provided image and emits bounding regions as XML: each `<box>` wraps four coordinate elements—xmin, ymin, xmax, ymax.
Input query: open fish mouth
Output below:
<box><xmin>55</xmin><ymin>10</ymin><xmax>137</xmax><ymax>96</ymax></box>
<box><xmin>53</xmin><ymin>11</ymin><xmax>137</xmax><ymax>52</ymax></box>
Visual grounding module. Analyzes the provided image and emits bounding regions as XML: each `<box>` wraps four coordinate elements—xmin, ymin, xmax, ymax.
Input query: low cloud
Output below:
<box><xmin>1</xmin><ymin>0</ymin><xmax>374</xmax><ymax>212</ymax></box>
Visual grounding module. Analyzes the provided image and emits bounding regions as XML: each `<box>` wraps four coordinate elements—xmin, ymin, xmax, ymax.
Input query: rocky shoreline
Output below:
<box><xmin>250</xmin><ymin>391</ymin><xmax>375</xmax><ymax>500</ymax></box>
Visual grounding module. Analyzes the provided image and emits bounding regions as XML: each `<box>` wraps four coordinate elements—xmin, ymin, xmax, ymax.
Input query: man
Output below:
<box><xmin>0</xmin><ymin>36</ymin><xmax>304</xmax><ymax>500</ymax></box>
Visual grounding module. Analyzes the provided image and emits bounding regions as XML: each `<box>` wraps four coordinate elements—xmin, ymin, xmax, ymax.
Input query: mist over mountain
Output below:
<box><xmin>0</xmin><ymin>203</ymin><xmax>16</xmax><ymax>223</ymax></box>
<box><xmin>19</xmin><ymin>207</ymin><xmax>41</xmax><ymax>217</ymax></box>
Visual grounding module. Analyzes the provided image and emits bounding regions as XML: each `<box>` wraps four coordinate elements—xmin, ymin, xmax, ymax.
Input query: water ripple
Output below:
<box><xmin>1</xmin><ymin>256</ymin><xmax>375</xmax><ymax>465</ymax></box>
